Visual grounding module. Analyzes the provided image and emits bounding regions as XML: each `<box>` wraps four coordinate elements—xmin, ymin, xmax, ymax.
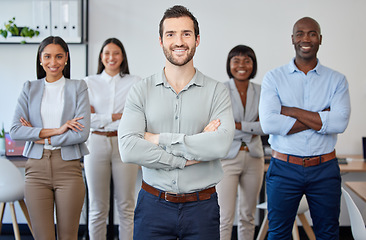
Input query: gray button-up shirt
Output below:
<box><xmin>118</xmin><ymin>69</ymin><xmax>235</xmax><ymax>193</ymax></box>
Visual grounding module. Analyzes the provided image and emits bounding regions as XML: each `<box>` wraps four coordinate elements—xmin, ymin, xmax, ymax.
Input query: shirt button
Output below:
<box><xmin>172</xmin><ymin>180</ymin><xmax>176</xmax><ymax>184</ymax></box>
<box><xmin>176</xmin><ymin>96</ymin><xmax>179</xmax><ymax>99</ymax></box>
<box><xmin>175</xmin><ymin>116</ymin><xmax>178</xmax><ymax>120</ymax></box>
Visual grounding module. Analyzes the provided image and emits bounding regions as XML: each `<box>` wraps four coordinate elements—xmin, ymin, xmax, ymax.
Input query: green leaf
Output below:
<box><xmin>0</xmin><ymin>123</ymin><xmax>4</xmax><ymax>138</ymax></box>
<box><xmin>0</xmin><ymin>30</ymin><xmax>8</xmax><ymax>38</ymax></box>
<box><xmin>20</xmin><ymin>27</ymin><xmax>28</xmax><ymax>37</ymax></box>
<box><xmin>0</xmin><ymin>17</ymin><xmax>40</xmax><ymax>41</ymax></box>
<box><xmin>9</xmin><ymin>25</ymin><xmax>19</xmax><ymax>35</ymax></box>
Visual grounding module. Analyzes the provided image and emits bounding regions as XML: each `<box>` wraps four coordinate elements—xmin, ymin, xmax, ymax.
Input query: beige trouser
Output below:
<box><xmin>84</xmin><ymin>134</ymin><xmax>139</xmax><ymax>240</ymax></box>
<box><xmin>217</xmin><ymin>151</ymin><xmax>264</xmax><ymax>240</ymax></box>
<box><xmin>24</xmin><ymin>149</ymin><xmax>85</xmax><ymax>240</ymax></box>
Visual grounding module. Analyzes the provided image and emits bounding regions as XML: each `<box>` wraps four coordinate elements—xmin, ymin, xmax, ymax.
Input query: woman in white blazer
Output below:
<box><xmin>217</xmin><ymin>45</ymin><xmax>265</xmax><ymax>240</ymax></box>
<box><xmin>10</xmin><ymin>36</ymin><xmax>90</xmax><ymax>240</ymax></box>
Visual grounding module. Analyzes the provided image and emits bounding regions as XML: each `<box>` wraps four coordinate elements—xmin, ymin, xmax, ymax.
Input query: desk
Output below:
<box><xmin>345</xmin><ymin>181</ymin><xmax>366</xmax><ymax>202</ymax></box>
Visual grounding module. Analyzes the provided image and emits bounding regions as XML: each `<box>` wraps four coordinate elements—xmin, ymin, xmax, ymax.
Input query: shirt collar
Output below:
<box><xmin>228</xmin><ymin>78</ymin><xmax>253</xmax><ymax>91</ymax></box>
<box><xmin>101</xmin><ymin>70</ymin><xmax>119</xmax><ymax>83</ymax></box>
<box><xmin>155</xmin><ymin>68</ymin><xmax>203</xmax><ymax>89</ymax></box>
<box><xmin>288</xmin><ymin>57</ymin><xmax>322</xmax><ymax>75</ymax></box>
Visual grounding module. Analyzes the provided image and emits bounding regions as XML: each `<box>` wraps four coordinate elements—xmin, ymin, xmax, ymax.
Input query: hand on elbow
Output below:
<box><xmin>144</xmin><ymin>132</ymin><xmax>159</xmax><ymax>145</ymax></box>
<box><xmin>20</xmin><ymin>117</ymin><xmax>32</xmax><ymax>127</ymax></box>
<box><xmin>58</xmin><ymin>116</ymin><xmax>85</xmax><ymax>134</ymax></box>
<box><xmin>203</xmin><ymin>119</ymin><xmax>221</xmax><ymax>132</ymax></box>
<box><xmin>185</xmin><ymin>160</ymin><xmax>200</xmax><ymax>166</ymax></box>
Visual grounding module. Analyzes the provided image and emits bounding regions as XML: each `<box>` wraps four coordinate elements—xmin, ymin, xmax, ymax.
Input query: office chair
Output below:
<box><xmin>341</xmin><ymin>187</ymin><xmax>366</xmax><ymax>240</ymax></box>
<box><xmin>256</xmin><ymin>195</ymin><xmax>316</xmax><ymax>240</ymax></box>
<box><xmin>0</xmin><ymin>157</ymin><xmax>34</xmax><ymax>239</ymax></box>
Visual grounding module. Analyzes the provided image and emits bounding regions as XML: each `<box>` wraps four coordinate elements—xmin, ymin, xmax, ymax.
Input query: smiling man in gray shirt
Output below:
<box><xmin>118</xmin><ymin>5</ymin><xmax>235</xmax><ymax>240</ymax></box>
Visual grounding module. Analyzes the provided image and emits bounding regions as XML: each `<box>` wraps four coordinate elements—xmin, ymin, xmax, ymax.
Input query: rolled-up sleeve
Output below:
<box><xmin>90</xmin><ymin>113</ymin><xmax>112</xmax><ymax>129</ymax></box>
<box><xmin>259</xmin><ymin>72</ymin><xmax>296</xmax><ymax>136</ymax></box>
<box><xmin>317</xmin><ymin>76</ymin><xmax>350</xmax><ymax>134</ymax></box>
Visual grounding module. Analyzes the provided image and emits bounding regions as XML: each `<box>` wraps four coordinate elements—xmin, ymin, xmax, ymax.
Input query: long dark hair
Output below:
<box><xmin>36</xmin><ymin>36</ymin><xmax>70</xmax><ymax>79</ymax></box>
<box><xmin>97</xmin><ymin>38</ymin><xmax>130</xmax><ymax>77</ymax></box>
<box><xmin>226</xmin><ymin>45</ymin><xmax>257</xmax><ymax>80</ymax></box>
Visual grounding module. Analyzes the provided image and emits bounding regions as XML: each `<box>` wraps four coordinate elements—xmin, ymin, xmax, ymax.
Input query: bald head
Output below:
<box><xmin>291</xmin><ymin>16</ymin><xmax>322</xmax><ymax>68</ymax></box>
<box><xmin>293</xmin><ymin>17</ymin><xmax>321</xmax><ymax>35</ymax></box>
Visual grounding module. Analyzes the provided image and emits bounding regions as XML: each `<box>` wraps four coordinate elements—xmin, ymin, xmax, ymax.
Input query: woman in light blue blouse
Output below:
<box><xmin>217</xmin><ymin>45</ymin><xmax>265</xmax><ymax>240</ymax></box>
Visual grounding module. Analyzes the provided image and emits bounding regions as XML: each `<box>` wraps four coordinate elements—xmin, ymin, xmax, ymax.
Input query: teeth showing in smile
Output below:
<box><xmin>301</xmin><ymin>46</ymin><xmax>311</xmax><ymax>50</ymax></box>
<box><xmin>174</xmin><ymin>49</ymin><xmax>186</xmax><ymax>52</ymax></box>
<box><xmin>49</xmin><ymin>67</ymin><xmax>58</xmax><ymax>71</ymax></box>
<box><xmin>238</xmin><ymin>70</ymin><xmax>246</xmax><ymax>74</ymax></box>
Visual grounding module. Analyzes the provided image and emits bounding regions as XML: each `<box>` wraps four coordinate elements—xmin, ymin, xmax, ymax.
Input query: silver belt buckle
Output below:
<box><xmin>302</xmin><ymin>157</ymin><xmax>310</xmax><ymax>166</ymax></box>
<box><xmin>164</xmin><ymin>191</ymin><xmax>177</xmax><ymax>201</ymax></box>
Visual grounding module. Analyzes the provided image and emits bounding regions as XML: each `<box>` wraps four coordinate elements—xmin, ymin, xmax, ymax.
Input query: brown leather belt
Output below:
<box><xmin>92</xmin><ymin>131</ymin><xmax>118</xmax><ymax>137</ymax></box>
<box><xmin>272</xmin><ymin>150</ymin><xmax>336</xmax><ymax>167</ymax></box>
<box><xmin>141</xmin><ymin>181</ymin><xmax>216</xmax><ymax>203</ymax></box>
<box><xmin>240</xmin><ymin>142</ymin><xmax>249</xmax><ymax>152</ymax></box>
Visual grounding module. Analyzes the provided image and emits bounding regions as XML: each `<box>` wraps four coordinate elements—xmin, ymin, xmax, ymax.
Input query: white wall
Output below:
<box><xmin>86</xmin><ymin>0</ymin><xmax>366</xmax><ymax>225</ymax></box>
<box><xmin>0</xmin><ymin>44</ymin><xmax>87</xmax><ymax>130</ymax></box>
<box><xmin>0</xmin><ymin>0</ymin><xmax>365</xmax><ymax>227</ymax></box>
<box><xmin>1</xmin><ymin>0</ymin><xmax>365</xmax><ymax>153</ymax></box>
<box><xmin>86</xmin><ymin>0</ymin><xmax>366</xmax><ymax>156</ymax></box>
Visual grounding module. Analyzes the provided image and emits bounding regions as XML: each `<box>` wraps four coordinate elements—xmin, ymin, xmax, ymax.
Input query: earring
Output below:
<box><xmin>40</xmin><ymin>62</ymin><xmax>43</xmax><ymax>66</ymax></box>
<box><xmin>65</xmin><ymin>62</ymin><xmax>67</xmax><ymax>65</ymax></box>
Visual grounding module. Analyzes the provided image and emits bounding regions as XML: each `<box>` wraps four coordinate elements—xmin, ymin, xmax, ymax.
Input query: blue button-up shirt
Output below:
<box><xmin>259</xmin><ymin>59</ymin><xmax>350</xmax><ymax>156</ymax></box>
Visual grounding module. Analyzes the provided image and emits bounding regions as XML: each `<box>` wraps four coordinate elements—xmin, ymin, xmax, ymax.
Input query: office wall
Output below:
<box><xmin>0</xmin><ymin>0</ymin><xmax>86</xmax><ymax>133</ymax></box>
<box><xmin>0</xmin><ymin>44</ymin><xmax>87</xmax><ymax>130</ymax></box>
<box><xmin>1</xmin><ymin>0</ymin><xmax>365</xmax><ymax>154</ymax></box>
<box><xmin>86</xmin><ymin>0</ymin><xmax>366</xmax><ymax>156</ymax></box>
<box><xmin>0</xmin><ymin>0</ymin><xmax>365</xmax><ymax>226</ymax></box>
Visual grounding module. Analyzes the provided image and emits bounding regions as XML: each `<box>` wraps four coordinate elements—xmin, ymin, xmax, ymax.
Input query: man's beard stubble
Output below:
<box><xmin>163</xmin><ymin>44</ymin><xmax>196</xmax><ymax>67</ymax></box>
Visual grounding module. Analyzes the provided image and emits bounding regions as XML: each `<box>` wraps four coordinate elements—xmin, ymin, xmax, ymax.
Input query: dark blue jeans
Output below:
<box><xmin>133</xmin><ymin>188</ymin><xmax>220</xmax><ymax>240</ymax></box>
<box><xmin>266</xmin><ymin>157</ymin><xmax>341</xmax><ymax>240</ymax></box>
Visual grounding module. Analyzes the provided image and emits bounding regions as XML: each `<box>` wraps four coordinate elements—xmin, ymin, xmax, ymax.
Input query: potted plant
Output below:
<box><xmin>0</xmin><ymin>17</ymin><xmax>40</xmax><ymax>44</ymax></box>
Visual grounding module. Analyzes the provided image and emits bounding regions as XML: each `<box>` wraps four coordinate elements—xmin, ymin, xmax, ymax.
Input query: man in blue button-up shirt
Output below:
<box><xmin>259</xmin><ymin>17</ymin><xmax>350</xmax><ymax>240</ymax></box>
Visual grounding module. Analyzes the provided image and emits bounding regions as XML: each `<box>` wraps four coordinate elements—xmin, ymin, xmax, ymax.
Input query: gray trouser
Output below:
<box><xmin>217</xmin><ymin>150</ymin><xmax>264</xmax><ymax>240</ymax></box>
<box><xmin>84</xmin><ymin>133</ymin><xmax>139</xmax><ymax>240</ymax></box>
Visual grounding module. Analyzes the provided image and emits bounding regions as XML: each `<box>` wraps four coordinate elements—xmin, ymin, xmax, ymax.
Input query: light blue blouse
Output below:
<box><xmin>259</xmin><ymin>59</ymin><xmax>351</xmax><ymax>156</ymax></box>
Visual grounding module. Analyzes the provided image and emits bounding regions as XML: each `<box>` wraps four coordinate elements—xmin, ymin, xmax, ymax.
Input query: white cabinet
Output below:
<box><xmin>0</xmin><ymin>0</ymin><xmax>87</xmax><ymax>43</ymax></box>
